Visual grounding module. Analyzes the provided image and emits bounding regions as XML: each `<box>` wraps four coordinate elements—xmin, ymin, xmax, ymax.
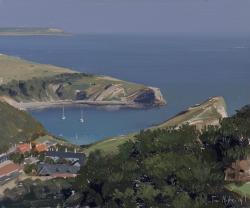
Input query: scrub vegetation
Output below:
<box><xmin>3</xmin><ymin>104</ymin><xmax>250</xmax><ymax>207</ymax></box>
<box><xmin>84</xmin><ymin>97</ymin><xmax>227</xmax><ymax>155</ymax></box>
<box><xmin>0</xmin><ymin>100</ymin><xmax>45</xmax><ymax>152</ymax></box>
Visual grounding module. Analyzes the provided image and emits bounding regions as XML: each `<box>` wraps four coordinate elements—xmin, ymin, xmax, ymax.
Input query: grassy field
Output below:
<box><xmin>0</xmin><ymin>55</ymin><xmax>148</xmax><ymax>103</ymax></box>
<box><xmin>0</xmin><ymin>54</ymin><xmax>74</xmax><ymax>84</ymax></box>
<box><xmin>84</xmin><ymin>134</ymin><xmax>136</xmax><ymax>155</ymax></box>
<box><xmin>84</xmin><ymin>97</ymin><xmax>227</xmax><ymax>155</ymax></box>
<box><xmin>225</xmin><ymin>183</ymin><xmax>250</xmax><ymax>198</ymax></box>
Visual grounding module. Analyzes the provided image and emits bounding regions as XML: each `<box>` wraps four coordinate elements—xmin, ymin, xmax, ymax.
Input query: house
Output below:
<box><xmin>35</xmin><ymin>143</ymin><xmax>48</xmax><ymax>153</ymax></box>
<box><xmin>37</xmin><ymin>164</ymin><xmax>80</xmax><ymax>178</ymax></box>
<box><xmin>225</xmin><ymin>160</ymin><xmax>250</xmax><ymax>181</ymax></box>
<box><xmin>45</xmin><ymin>151</ymin><xmax>85</xmax><ymax>166</ymax></box>
<box><xmin>0</xmin><ymin>160</ymin><xmax>21</xmax><ymax>179</ymax></box>
<box><xmin>17</xmin><ymin>143</ymin><xmax>32</xmax><ymax>154</ymax></box>
<box><xmin>0</xmin><ymin>154</ymin><xmax>8</xmax><ymax>164</ymax></box>
<box><xmin>24</xmin><ymin>157</ymin><xmax>39</xmax><ymax>165</ymax></box>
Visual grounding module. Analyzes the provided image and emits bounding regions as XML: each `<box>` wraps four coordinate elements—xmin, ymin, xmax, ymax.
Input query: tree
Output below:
<box><xmin>24</xmin><ymin>164</ymin><xmax>37</xmax><ymax>175</ymax></box>
<box><xmin>44</xmin><ymin>157</ymin><xmax>55</xmax><ymax>164</ymax></box>
<box><xmin>9</xmin><ymin>152</ymin><xmax>24</xmax><ymax>164</ymax></box>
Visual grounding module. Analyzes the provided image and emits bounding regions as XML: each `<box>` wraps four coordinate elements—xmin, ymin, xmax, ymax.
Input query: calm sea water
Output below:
<box><xmin>0</xmin><ymin>34</ymin><xmax>250</xmax><ymax>144</ymax></box>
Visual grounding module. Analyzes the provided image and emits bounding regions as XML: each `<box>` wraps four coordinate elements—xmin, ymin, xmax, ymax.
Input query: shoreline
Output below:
<box><xmin>5</xmin><ymin>99</ymin><xmax>165</xmax><ymax>111</ymax></box>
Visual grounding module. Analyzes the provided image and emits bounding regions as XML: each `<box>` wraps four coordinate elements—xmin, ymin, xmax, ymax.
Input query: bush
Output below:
<box><xmin>24</xmin><ymin>164</ymin><xmax>37</xmax><ymax>175</ymax></box>
<box><xmin>9</xmin><ymin>152</ymin><xmax>24</xmax><ymax>164</ymax></box>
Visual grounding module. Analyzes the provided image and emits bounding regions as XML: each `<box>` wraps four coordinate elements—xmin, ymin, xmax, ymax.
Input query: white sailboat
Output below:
<box><xmin>80</xmin><ymin>109</ymin><xmax>84</xmax><ymax>123</ymax></box>
<box><xmin>61</xmin><ymin>105</ymin><xmax>66</xmax><ymax>120</ymax></box>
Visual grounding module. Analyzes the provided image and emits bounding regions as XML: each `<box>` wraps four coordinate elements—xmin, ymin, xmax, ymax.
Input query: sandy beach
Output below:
<box><xmin>3</xmin><ymin>99</ymin><xmax>152</xmax><ymax>110</ymax></box>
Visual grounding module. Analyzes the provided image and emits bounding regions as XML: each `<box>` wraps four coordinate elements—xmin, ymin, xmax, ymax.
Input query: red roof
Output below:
<box><xmin>0</xmin><ymin>162</ymin><xmax>21</xmax><ymax>178</ymax></box>
<box><xmin>35</xmin><ymin>144</ymin><xmax>48</xmax><ymax>152</ymax></box>
<box><xmin>17</xmin><ymin>143</ymin><xmax>31</xmax><ymax>153</ymax></box>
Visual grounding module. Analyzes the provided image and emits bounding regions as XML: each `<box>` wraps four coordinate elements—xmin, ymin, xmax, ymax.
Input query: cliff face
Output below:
<box><xmin>0</xmin><ymin>55</ymin><xmax>166</xmax><ymax>108</ymax></box>
<box><xmin>158</xmin><ymin>96</ymin><xmax>228</xmax><ymax>130</ymax></box>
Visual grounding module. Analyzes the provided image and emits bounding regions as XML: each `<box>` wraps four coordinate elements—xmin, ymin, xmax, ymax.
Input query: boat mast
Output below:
<box><xmin>80</xmin><ymin>109</ymin><xmax>84</xmax><ymax>123</ymax></box>
<box><xmin>62</xmin><ymin>105</ymin><xmax>66</xmax><ymax>120</ymax></box>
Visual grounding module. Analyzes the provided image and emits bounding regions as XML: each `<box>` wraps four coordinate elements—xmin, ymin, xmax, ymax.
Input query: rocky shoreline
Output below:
<box><xmin>2</xmin><ymin>97</ymin><xmax>166</xmax><ymax>111</ymax></box>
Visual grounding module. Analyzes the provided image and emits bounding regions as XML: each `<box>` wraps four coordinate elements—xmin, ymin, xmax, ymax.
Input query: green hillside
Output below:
<box><xmin>84</xmin><ymin>97</ymin><xmax>228</xmax><ymax>155</ymax></box>
<box><xmin>0</xmin><ymin>55</ymin><xmax>165</xmax><ymax>107</ymax></box>
<box><xmin>157</xmin><ymin>96</ymin><xmax>227</xmax><ymax>129</ymax></box>
<box><xmin>70</xmin><ymin>105</ymin><xmax>250</xmax><ymax>208</ymax></box>
<box><xmin>0</xmin><ymin>100</ymin><xmax>45</xmax><ymax>152</ymax></box>
<box><xmin>2</xmin><ymin>102</ymin><xmax>250</xmax><ymax>207</ymax></box>
<box><xmin>0</xmin><ymin>54</ymin><xmax>74</xmax><ymax>84</ymax></box>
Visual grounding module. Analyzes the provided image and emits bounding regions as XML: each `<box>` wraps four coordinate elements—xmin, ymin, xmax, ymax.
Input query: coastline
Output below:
<box><xmin>4</xmin><ymin>99</ymin><xmax>165</xmax><ymax>111</ymax></box>
<box><xmin>0</xmin><ymin>55</ymin><xmax>167</xmax><ymax>111</ymax></box>
<box><xmin>0</xmin><ymin>33</ymin><xmax>71</xmax><ymax>37</ymax></box>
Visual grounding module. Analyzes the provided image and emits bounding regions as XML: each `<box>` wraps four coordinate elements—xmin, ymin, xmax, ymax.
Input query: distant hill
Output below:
<box><xmin>0</xmin><ymin>99</ymin><xmax>45</xmax><ymax>153</ymax></box>
<box><xmin>0</xmin><ymin>27</ymin><xmax>68</xmax><ymax>36</ymax></box>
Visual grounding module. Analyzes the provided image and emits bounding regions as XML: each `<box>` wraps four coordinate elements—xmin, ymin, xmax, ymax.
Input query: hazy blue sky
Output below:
<box><xmin>0</xmin><ymin>0</ymin><xmax>249</xmax><ymax>35</ymax></box>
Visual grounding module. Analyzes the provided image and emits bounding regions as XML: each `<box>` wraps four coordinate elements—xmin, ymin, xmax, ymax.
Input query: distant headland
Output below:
<box><xmin>0</xmin><ymin>27</ymin><xmax>69</xmax><ymax>36</ymax></box>
<box><xmin>0</xmin><ymin>54</ymin><xmax>166</xmax><ymax>110</ymax></box>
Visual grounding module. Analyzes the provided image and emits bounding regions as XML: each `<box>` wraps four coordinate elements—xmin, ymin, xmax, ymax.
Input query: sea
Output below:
<box><xmin>0</xmin><ymin>34</ymin><xmax>249</xmax><ymax>144</ymax></box>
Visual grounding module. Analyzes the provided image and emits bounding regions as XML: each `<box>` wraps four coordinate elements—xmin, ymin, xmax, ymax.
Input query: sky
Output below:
<box><xmin>0</xmin><ymin>0</ymin><xmax>249</xmax><ymax>35</ymax></box>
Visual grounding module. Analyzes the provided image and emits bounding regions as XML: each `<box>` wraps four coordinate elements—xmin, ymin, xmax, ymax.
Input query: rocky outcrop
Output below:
<box><xmin>134</xmin><ymin>88</ymin><xmax>156</xmax><ymax>105</ymax></box>
<box><xmin>158</xmin><ymin>96</ymin><xmax>227</xmax><ymax>130</ymax></box>
<box><xmin>133</xmin><ymin>87</ymin><xmax>166</xmax><ymax>106</ymax></box>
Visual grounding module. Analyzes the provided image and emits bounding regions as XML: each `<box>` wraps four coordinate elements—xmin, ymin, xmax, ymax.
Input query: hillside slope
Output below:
<box><xmin>157</xmin><ymin>96</ymin><xmax>227</xmax><ymax>129</ymax></box>
<box><xmin>0</xmin><ymin>99</ymin><xmax>45</xmax><ymax>152</ymax></box>
<box><xmin>85</xmin><ymin>96</ymin><xmax>228</xmax><ymax>155</ymax></box>
<box><xmin>0</xmin><ymin>55</ymin><xmax>166</xmax><ymax>109</ymax></box>
<box><xmin>0</xmin><ymin>54</ymin><xmax>74</xmax><ymax>84</ymax></box>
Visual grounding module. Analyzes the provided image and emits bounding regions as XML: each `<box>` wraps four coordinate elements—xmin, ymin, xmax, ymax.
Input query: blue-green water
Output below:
<box><xmin>0</xmin><ymin>35</ymin><xmax>250</xmax><ymax>144</ymax></box>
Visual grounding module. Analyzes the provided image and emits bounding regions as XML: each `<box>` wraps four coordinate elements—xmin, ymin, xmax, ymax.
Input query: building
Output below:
<box><xmin>45</xmin><ymin>151</ymin><xmax>85</xmax><ymax>166</ymax></box>
<box><xmin>17</xmin><ymin>143</ymin><xmax>32</xmax><ymax>154</ymax></box>
<box><xmin>33</xmin><ymin>139</ymin><xmax>58</xmax><ymax>152</ymax></box>
<box><xmin>0</xmin><ymin>154</ymin><xmax>8</xmax><ymax>164</ymax></box>
<box><xmin>225</xmin><ymin>160</ymin><xmax>250</xmax><ymax>181</ymax></box>
<box><xmin>35</xmin><ymin>143</ymin><xmax>48</xmax><ymax>153</ymax></box>
<box><xmin>0</xmin><ymin>160</ymin><xmax>21</xmax><ymax>179</ymax></box>
<box><xmin>24</xmin><ymin>157</ymin><xmax>39</xmax><ymax>165</ymax></box>
<box><xmin>37</xmin><ymin>164</ymin><xmax>80</xmax><ymax>178</ymax></box>
<box><xmin>44</xmin><ymin>140</ymin><xmax>58</xmax><ymax>149</ymax></box>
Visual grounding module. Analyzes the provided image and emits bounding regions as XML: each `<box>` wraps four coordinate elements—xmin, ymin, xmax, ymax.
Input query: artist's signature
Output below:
<box><xmin>211</xmin><ymin>195</ymin><xmax>250</xmax><ymax>207</ymax></box>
